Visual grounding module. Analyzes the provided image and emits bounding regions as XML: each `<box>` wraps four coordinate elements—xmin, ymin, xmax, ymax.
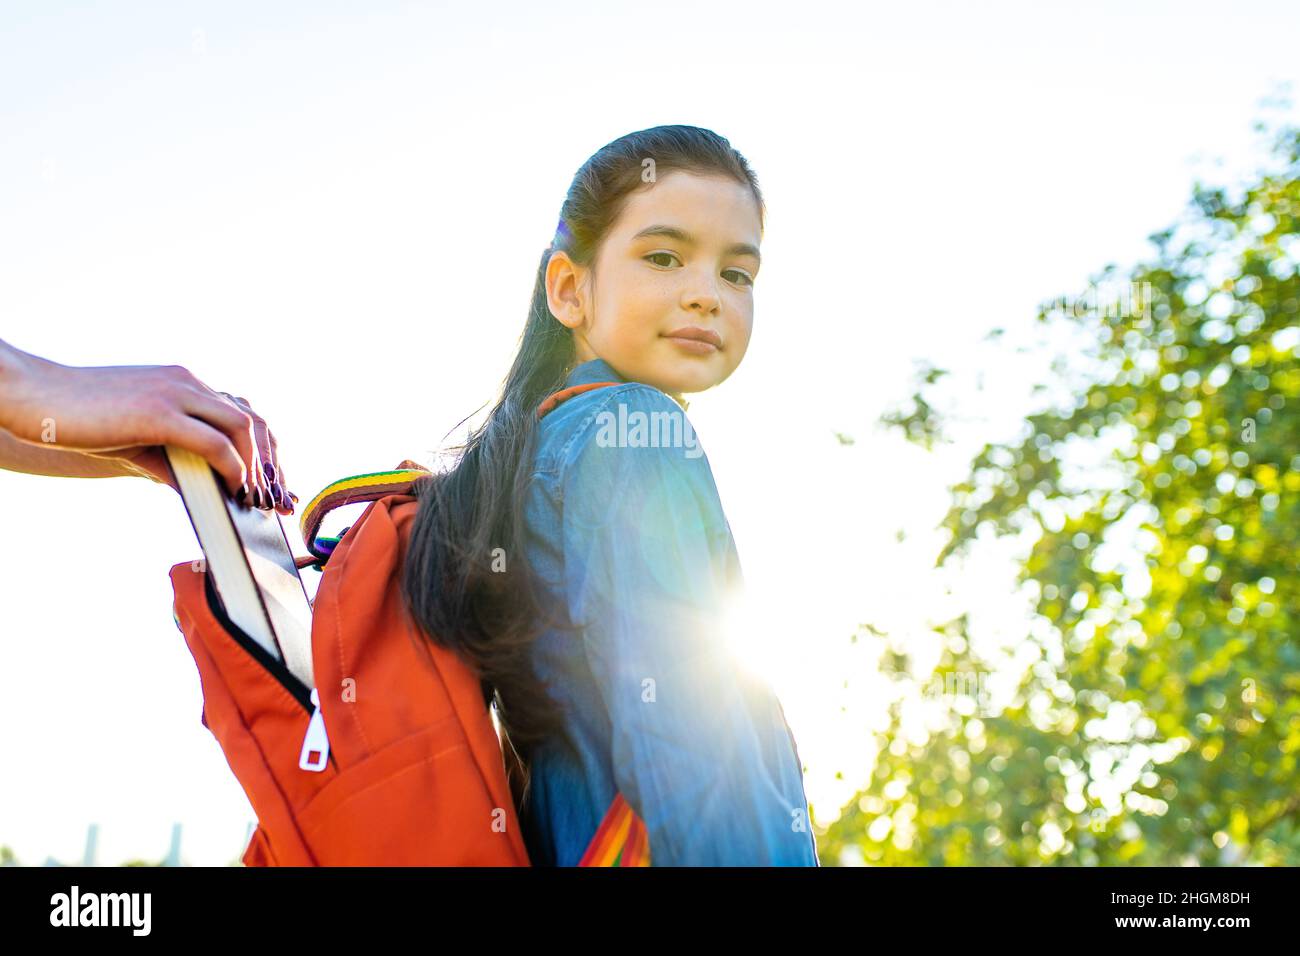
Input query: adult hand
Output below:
<box><xmin>214</xmin><ymin>392</ymin><xmax>295</xmax><ymax>515</ymax></box>
<box><xmin>103</xmin><ymin>393</ymin><xmax>296</xmax><ymax>515</ymax></box>
<box><xmin>0</xmin><ymin>346</ymin><xmax>293</xmax><ymax>513</ymax></box>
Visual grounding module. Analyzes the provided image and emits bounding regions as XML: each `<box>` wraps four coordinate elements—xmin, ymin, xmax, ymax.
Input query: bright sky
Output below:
<box><xmin>1</xmin><ymin>0</ymin><xmax>1296</xmax><ymax>865</ymax></box>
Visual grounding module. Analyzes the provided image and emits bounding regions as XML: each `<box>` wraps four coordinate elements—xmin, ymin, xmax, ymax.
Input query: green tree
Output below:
<box><xmin>826</xmin><ymin>118</ymin><xmax>1300</xmax><ymax>866</ymax></box>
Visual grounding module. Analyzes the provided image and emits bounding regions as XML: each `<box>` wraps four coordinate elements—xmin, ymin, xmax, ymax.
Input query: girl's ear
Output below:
<box><xmin>545</xmin><ymin>250</ymin><xmax>588</xmax><ymax>332</ymax></box>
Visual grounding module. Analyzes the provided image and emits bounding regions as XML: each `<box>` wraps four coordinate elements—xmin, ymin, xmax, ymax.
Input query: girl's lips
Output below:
<box><xmin>663</xmin><ymin>326</ymin><xmax>723</xmax><ymax>348</ymax></box>
<box><xmin>664</xmin><ymin>335</ymin><xmax>720</xmax><ymax>355</ymax></box>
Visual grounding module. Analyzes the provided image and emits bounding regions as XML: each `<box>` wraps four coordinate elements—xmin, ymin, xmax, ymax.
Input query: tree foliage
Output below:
<box><xmin>827</xmin><ymin>121</ymin><xmax>1300</xmax><ymax>866</ymax></box>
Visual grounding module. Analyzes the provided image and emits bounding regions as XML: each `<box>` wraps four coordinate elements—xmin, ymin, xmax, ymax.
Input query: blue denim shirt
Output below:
<box><xmin>518</xmin><ymin>357</ymin><xmax>819</xmax><ymax>866</ymax></box>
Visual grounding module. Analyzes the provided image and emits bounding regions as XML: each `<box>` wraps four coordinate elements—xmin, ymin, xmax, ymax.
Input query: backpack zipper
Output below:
<box><xmin>201</xmin><ymin>571</ymin><xmax>338</xmax><ymax>772</ymax></box>
<box><xmin>298</xmin><ymin>688</ymin><xmax>331</xmax><ymax>772</ymax></box>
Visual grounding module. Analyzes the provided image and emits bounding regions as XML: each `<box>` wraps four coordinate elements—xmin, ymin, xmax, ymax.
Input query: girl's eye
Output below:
<box><xmin>646</xmin><ymin>252</ymin><xmax>754</xmax><ymax>288</ymax></box>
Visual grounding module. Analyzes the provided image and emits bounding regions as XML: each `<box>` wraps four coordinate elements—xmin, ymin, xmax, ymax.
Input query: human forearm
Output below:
<box><xmin>0</xmin><ymin>426</ymin><xmax>131</xmax><ymax>478</ymax></box>
<box><xmin>0</xmin><ymin>337</ymin><xmax>40</xmax><ymax>435</ymax></box>
<box><xmin>1</xmin><ymin>340</ymin><xmax>136</xmax><ymax>478</ymax></box>
<box><xmin>0</xmin><ymin>338</ymin><xmax>290</xmax><ymax>510</ymax></box>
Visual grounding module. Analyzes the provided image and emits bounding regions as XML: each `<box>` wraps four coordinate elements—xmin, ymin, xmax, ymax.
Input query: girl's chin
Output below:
<box><xmin>650</xmin><ymin>367</ymin><xmax>723</xmax><ymax>398</ymax></box>
<box><xmin>615</xmin><ymin>344</ymin><xmax>727</xmax><ymax>395</ymax></box>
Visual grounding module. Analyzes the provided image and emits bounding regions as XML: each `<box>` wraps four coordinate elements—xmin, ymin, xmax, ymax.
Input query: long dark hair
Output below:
<box><xmin>401</xmin><ymin>124</ymin><xmax>766</xmax><ymax>792</ymax></box>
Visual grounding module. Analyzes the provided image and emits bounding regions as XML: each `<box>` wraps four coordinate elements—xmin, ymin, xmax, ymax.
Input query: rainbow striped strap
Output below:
<box><xmin>299</xmin><ymin>460</ymin><xmax>430</xmax><ymax>562</ymax></box>
<box><xmin>535</xmin><ymin>381</ymin><xmax>623</xmax><ymax>419</ymax></box>
<box><xmin>578</xmin><ymin>792</ymin><xmax>651</xmax><ymax>866</ymax></box>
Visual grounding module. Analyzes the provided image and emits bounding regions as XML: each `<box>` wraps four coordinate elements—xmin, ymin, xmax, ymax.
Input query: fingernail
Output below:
<box><xmin>271</xmin><ymin>481</ymin><xmax>284</xmax><ymax>507</ymax></box>
<box><xmin>263</xmin><ymin>461</ymin><xmax>276</xmax><ymax>482</ymax></box>
<box><xmin>239</xmin><ymin>481</ymin><xmax>250</xmax><ymax>504</ymax></box>
<box><xmin>288</xmin><ymin>491</ymin><xmax>300</xmax><ymax>503</ymax></box>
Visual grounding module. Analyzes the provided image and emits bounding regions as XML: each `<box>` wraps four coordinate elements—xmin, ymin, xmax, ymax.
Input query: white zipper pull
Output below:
<box><xmin>299</xmin><ymin>688</ymin><xmax>330</xmax><ymax>772</ymax></box>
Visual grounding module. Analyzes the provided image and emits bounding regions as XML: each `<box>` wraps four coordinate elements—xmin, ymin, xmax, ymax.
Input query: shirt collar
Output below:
<box><xmin>562</xmin><ymin>357</ymin><xmax>691</xmax><ymax>411</ymax></box>
<box><xmin>564</xmin><ymin>357</ymin><xmax>627</xmax><ymax>388</ymax></box>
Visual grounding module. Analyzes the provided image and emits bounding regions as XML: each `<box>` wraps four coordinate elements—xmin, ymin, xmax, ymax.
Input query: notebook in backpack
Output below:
<box><xmin>168</xmin><ymin>379</ymin><xmax>651</xmax><ymax>865</ymax></box>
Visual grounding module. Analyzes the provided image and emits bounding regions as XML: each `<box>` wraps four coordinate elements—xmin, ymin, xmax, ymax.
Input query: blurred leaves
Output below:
<box><xmin>827</xmin><ymin>118</ymin><xmax>1300</xmax><ymax>866</ymax></box>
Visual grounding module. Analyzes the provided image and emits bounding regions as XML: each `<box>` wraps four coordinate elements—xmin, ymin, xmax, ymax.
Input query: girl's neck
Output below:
<box><xmin>567</xmin><ymin>355</ymin><xmax>690</xmax><ymax>411</ymax></box>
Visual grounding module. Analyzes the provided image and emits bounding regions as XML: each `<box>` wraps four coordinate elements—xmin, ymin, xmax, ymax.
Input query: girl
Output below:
<box><xmin>402</xmin><ymin>125</ymin><xmax>818</xmax><ymax>866</ymax></box>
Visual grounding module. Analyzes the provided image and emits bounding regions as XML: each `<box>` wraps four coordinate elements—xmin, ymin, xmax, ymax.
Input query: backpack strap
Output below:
<box><xmin>579</xmin><ymin>792</ymin><xmax>651</xmax><ymax>866</ymax></box>
<box><xmin>301</xmin><ymin>381</ymin><xmax>622</xmax><ymax>564</ymax></box>
<box><xmin>536</xmin><ymin>381</ymin><xmax>623</xmax><ymax>419</ymax></box>
<box><xmin>299</xmin><ymin>460</ymin><xmax>431</xmax><ymax>563</ymax></box>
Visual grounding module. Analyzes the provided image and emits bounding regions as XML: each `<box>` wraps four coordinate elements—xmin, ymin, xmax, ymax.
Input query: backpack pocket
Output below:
<box><xmin>294</xmin><ymin>716</ymin><xmax>523</xmax><ymax>866</ymax></box>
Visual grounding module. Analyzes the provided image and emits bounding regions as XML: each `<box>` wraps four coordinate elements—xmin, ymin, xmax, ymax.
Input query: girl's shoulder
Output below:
<box><xmin>535</xmin><ymin>382</ymin><xmax>700</xmax><ymax>477</ymax></box>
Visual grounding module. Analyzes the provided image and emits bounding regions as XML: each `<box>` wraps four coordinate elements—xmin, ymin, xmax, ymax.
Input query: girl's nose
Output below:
<box><xmin>682</xmin><ymin>280</ymin><xmax>722</xmax><ymax>315</ymax></box>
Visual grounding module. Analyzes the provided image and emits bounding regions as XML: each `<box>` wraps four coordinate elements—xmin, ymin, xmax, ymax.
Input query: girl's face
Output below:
<box><xmin>546</xmin><ymin>170</ymin><xmax>762</xmax><ymax>400</ymax></box>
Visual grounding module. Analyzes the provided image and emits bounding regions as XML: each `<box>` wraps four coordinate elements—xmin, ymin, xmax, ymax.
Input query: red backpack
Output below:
<box><xmin>168</xmin><ymin>380</ymin><xmax>650</xmax><ymax>865</ymax></box>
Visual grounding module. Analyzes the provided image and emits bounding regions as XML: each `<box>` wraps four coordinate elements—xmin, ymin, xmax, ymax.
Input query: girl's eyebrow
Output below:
<box><xmin>631</xmin><ymin>224</ymin><xmax>761</xmax><ymax>264</ymax></box>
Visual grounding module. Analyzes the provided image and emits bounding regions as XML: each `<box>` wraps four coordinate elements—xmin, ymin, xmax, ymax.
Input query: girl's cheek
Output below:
<box><xmin>637</xmin><ymin>267</ymin><xmax>673</xmax><ymax>297</ymax></box>
<box><xmin>729</xmin><ymin>317</ymin><xmax>754</xmax><ymax>353</ymax></box>
<box><xmin>630</xmin><ymin>276</ymin><xmax>675</xmax><ymax>313</ymax></box>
